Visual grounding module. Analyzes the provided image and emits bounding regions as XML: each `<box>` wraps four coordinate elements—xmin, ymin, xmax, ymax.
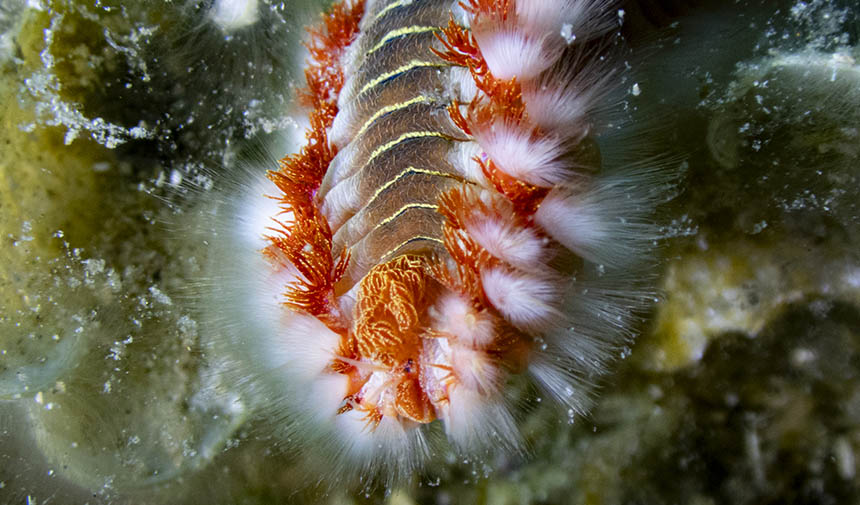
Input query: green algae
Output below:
<box><xmin>1</xmin><ymin>3</ymin><xmax>247</xmax><ymax>498</ymax></box>
<box><xmin>0</xmin><ymin>20</ymin><xmax>125</xmax><ymax>399</ymax></box>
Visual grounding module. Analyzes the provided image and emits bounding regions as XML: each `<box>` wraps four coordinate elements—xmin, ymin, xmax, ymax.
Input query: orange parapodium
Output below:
<box><xmin>433</xmin><ymin>7</ymin><xmax>549</xmax><ymax>215</ymax></box>
<box><xmin>264</xmin><ymin>0</ymin><xmax>364</xmax><ymax>330</ymax></box>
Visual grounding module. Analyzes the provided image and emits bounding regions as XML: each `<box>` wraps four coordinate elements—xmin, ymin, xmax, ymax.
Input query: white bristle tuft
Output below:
<box><xmin>535</xmin><ymin>180</ymin><xmax>659</xmax><ymax>269</ymax></box>
<box><xmin>563</xmin><ymin>269</ymin><xmax>655</xmax><ymax>339</ymax></box>
<box><xmin>333</xmin><ymin>409</ymin><xmax>405</xmax><ymax>459</ymax></box>
<box><xmin>275</xmin><ymin>313</ymin><xmax>342</xmax><ymax>382</ymax></box>
<box><xmin>522</xmin><ymin>48</ymin><xmax>615</xmax><ymax>133</ymax></box>
<box><xmin>448</xmin><ymin>141</ymin><xmax>489</xmax><ymax>185</ymax></box>
<box><xmin>481</xmin><ymin>268</ymin><xmax>562</xmax><ymax>332</ymax></box>
<box><xmin>209</xmin><ymin>168</ymin><xmax>307</xmax><ymax>361</ymax></box>
<box><xmin>304</xmin><ymin>373</ymin><xmax>351</xmax><ymax>421</ymax></box>
<box><xmin>465</xmin><ymin>214</ymin><xmax>547</xmax><ymax>270</ymax></box>
<box><xmin>515</xmin><ymin>0</ymin><xmax>619</xmax><ymax>42</ymax></box>
<box><xmin>524</xmin><ymin>86</ymin><xmax>589</xmax><ymax>134</ymax></box>
<box><xmin>255</xmin><ymin>261</ymin><xmax>302</xmax><ymax>316</ymax></box>
<box><xmin>431</xmin><ymin>292</ymin><xmax>497</xmax><ymax>349</ymax></box>
<box><xmin>515</xmin><ymin>0</ymin><xmax>569</xmax><ymax>33</ymax></box>
<box><xmin>450</xmin><ymin>343</ymin><xmax>501</xmax><ymax>394</ymax></box>
<box><xmin>475</xmin><ymin>125</ymin><xmax>570</xmax><ymax>187</ymax></box>
<box><xmin>472</xmin><ymin>28</ymin><xmax>555</xmax><ymax>80</ymax></box>
<box><xmin>329</xmin><ymin>410</ymin><xmax>430</xmax><ymax>482</ymax></box>
<box><xmin>528</xmin><ymin>352</ymin><xmax>596</xmax><ymax>415</ymax></box>
<box><xmin>235</xmin><ymin>175</ymin><xmax>287</xmax><ymax>252</ymax></box>
<box><xmin>440</xmin><ymin>387</ymin><xmax>520</xmax><ymax>451</ymax></box>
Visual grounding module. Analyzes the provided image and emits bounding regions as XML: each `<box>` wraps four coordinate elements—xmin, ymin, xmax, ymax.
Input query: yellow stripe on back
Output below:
<box><xmin>363</xmin><ymin>130</ymin><xmax>453</xmax><ymax>171</ymax></box>
<box><xmin>366</xmin><ymin>25</ymin><xmax>441</xmax><ymax>56</ymax></box>
<box><xmin>366</xmin><ymin>166</ymin><xmax>466</xmax><ymax>208</ymax></box>
<box><xmin>353</xmin><ymin>96</ymin><xmax>435</xmax><ymax>140</ymax></box>
<box><xmin>379</xmin><ymin>235</ymin><xmax>446</xmax><ymax>262</ymax></box>
<box><xmin>358</xmin><ymin>60</ymin><xmax>449</xmax><ymax>97</ymax></box>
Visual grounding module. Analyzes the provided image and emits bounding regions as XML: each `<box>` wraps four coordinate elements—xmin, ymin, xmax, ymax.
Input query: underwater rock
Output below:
<box><xmin>0</xmin><ymin>0</ymin><xmax>857</xmax><ymax>504</ymax></box>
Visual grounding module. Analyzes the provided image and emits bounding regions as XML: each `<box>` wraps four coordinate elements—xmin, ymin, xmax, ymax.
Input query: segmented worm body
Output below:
<box><xmin>231</xmin><ymin>0</ymin><xmax>655</xmax><ymax>479</ymax></box>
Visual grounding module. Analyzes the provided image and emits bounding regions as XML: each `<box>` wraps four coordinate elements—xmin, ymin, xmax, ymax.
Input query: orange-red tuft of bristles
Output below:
<box><xmin>435</xmin><ymin>3</ymin><xmax>547</xmax><ymax>218</ymax></box>
<box><xmin>264</xmin><ymin>0</ymin><xmax>364</xmax><ymax>330</ymax></box>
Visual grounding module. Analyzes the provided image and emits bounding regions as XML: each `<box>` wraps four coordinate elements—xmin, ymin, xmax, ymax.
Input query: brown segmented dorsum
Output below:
<box><xmin>252</xmin><ymin>0</ymin><xmax>663</xmax><ymax>481</ymax></box>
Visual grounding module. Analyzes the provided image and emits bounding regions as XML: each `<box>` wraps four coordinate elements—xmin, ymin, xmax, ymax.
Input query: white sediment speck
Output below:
<box><xmin>560</xmin><ymin>24</ymin><xmax>576</xmax><ymax>45</ymax></box>
<box><xmin>169</xmin><ymin>170</ymin><xmax>183</xmax><ymax>187</ymax></box>
<box><xmin>210</xmin><ymin>0</ymin><xmax>260</xmax><ymax>31</ymax></box>
<box><xmin>149</xmin><ymin>286</ymin><xmax>173</xmax><ymax>306</ymax></box>
<box><xmin>834</xmin><ymin>436</ymin><xmax>856</xmax><ymax>480</ymax></box>
<box><xmin>21</xmin><ymin>11</ymin><xmax>155</xmax><ymax>148</ymax></box>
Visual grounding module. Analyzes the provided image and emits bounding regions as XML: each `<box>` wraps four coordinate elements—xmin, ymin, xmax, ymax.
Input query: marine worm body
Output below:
<box><xmin>214</xmin><ymin>0</ymin><xmax>661</xmax><ymax>482</ymax></box>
